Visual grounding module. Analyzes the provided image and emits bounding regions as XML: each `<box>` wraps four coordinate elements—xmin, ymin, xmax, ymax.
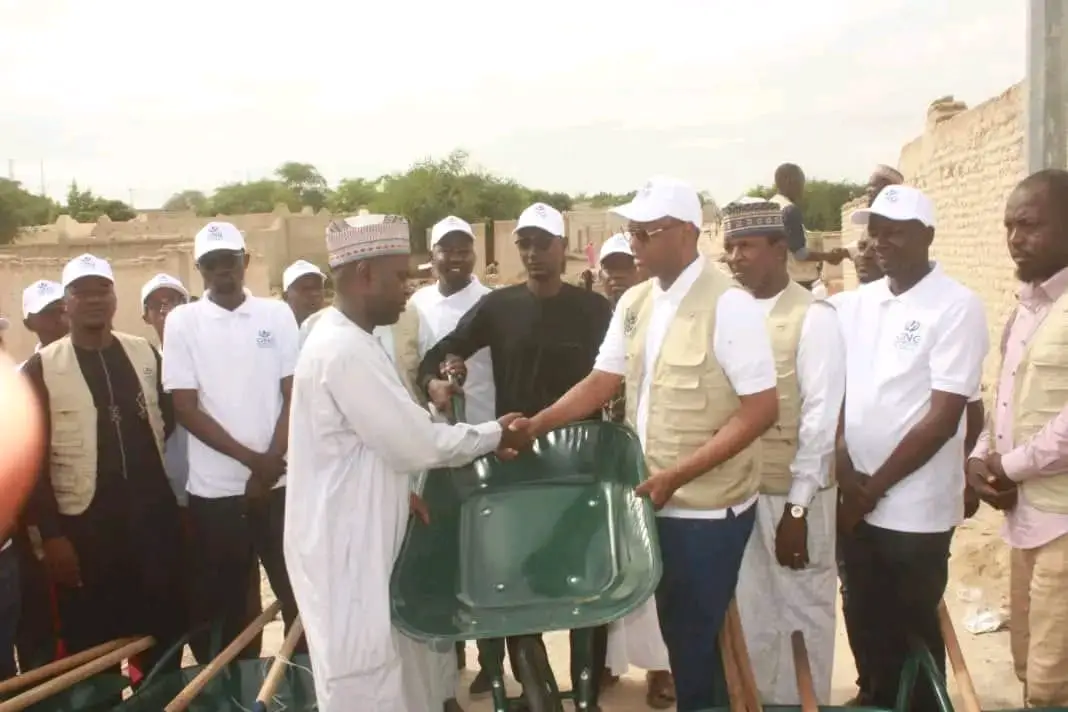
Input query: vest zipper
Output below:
<box><xmin>98</xmin><ymin>351</ymin><xmax>129</xmax><ymax>480</ymax></box>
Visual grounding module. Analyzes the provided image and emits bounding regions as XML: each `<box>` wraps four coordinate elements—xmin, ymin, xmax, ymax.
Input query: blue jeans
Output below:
<box><xmin>655</xmin><ymin>507</ymin><xmax>756</xmax><ymax>712</ymax></box>
<box><xmin>0</xmin><ymin>544</ymin><xmax>21</xmax><ymax>679</ymax></box>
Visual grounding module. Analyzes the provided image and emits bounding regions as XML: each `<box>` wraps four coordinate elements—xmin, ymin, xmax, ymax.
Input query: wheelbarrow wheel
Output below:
<box><xmin>512</xmin><ymin>637</ymin><xmax>564</xmax><ymax>712</ymax></box>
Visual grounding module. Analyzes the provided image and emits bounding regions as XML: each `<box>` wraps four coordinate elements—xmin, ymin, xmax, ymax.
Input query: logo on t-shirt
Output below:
<box><xmin>256</xmin><ymin>329</ymin><xmax>274</xmax><ymax>347</ymax></box>
<box><xmin>894</xmin><ymin>319</ymin><xmax>922</xmax><ymax>350</ymax></box>
<box><xmin>623</xmin><ymin>309</ymin><xmax>638</xmax><ymax>337</ymax></box>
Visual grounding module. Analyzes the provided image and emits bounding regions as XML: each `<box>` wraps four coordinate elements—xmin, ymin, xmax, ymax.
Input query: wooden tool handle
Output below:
<box><xmin>164</xmin><ymin>600</ymin><xmax>283</xmax><ymax>712</ymax></box>
<box><xmin>938</xmin><ymin>599</ymin><xmax>982</xmax><ymax>712</ymax></box>
<box><xmin>726</xmin><ymin>599</ymin><xmax>763</xmax><ymax>712</ymax></box>
<box><xmin>718</xmin><ymin>616</ymin><xmax>747</xmax><ymax>712</ymax></box>
<box><xmin>254</xmin><ymin>616</ymin><xmax>304</xmax><ymax>705</ymax></box>
<box><xmin>0</xmin><ymin>636</ymin><xmax>154</xmax><ymax>712</ymax></box>
<box><xmin>790</xmin><ymin>631</ymin><xmax>819</xmax><ymax>712</ymax></box>
<box><xmin>0</xmin><ymin>637</ymin><xmax>137</xmax><ymax>696</ymax></box>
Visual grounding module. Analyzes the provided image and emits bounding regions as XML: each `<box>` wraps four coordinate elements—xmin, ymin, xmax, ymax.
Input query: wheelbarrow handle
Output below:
<box><xmin>0</xmin><ymin>636</ymin><xmax>136</xmax><ymax>697</ymax></box>
<box><xmin>447</xmin><ymin>373</ymin><xmax>466</xmax><ymax>425</ymax></box>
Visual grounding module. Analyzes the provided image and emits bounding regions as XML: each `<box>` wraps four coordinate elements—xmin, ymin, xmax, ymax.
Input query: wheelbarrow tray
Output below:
<box><xmin>391</xmin><ymin>421</ymin><xmax>661</xmax><ymax>642</ymax></box>
<box><xmin>108</xmin><ymin>654</ymin><xmax>316</xmax><ymax>712</ymax></box>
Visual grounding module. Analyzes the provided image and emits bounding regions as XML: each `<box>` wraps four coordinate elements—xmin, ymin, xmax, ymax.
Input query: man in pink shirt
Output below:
<box><xmin>967</xmin><ymin>168</ymin><xmax>1068</xmax><ymax>708</ymax></box>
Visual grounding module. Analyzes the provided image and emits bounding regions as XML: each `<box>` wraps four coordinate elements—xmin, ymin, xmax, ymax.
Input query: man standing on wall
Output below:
<box><xmin>162</xmin><ymin>222</ymin><xmax>302</xmax><ymax>662</ymax></box>
<box><xmin>837</xmin><ymin>186</ymin><xmax>988</xmax><ymax>712</ymax></box>
<box><xmin>21</xmin><ymin>254</ymin><xmax>186</xmax><ymax>671</ymax></box>
<box><xmin>967</xmin><ymin>169</ymin><xmax>1068</xmax><ymax>709</ymax></box>
<box><xmin>723</xmin><ymin>200</ymin><xmax>844</xmax><ymax>704</ymax></box>
<box><xmin>769</xmin><ymin>163</ymin><xmax>846</xmax><ymax>290</ymax></box>
<box><xmin>515</xmin><ymin>177</ymin><xmax>780</xmax><ymax>711</ymax></box>
<box><xmin>282</xmin><ymin>260</ymin><xmax>327</xmax><ymax>326</ymax></box>
<box><xmin>417</xmin><ymin>202</ymin><xmax>614</xmax><ymax>709</ymax></box>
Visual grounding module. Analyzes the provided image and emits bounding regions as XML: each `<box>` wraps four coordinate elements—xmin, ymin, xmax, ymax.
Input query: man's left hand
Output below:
<box><xmin>409</xmin><ymin>493</ymin><xmax>430</xmax><ymax>525</ymax></box>
<box><xmin>635</xmin><ymin>470</ymin><xmax>680</xmax><ymax>510</ymax></box>
<box><xmin>984</xmin><ymin>453</ymin><xmax>1016</xmax><ymax>490</ymax></box>
<box><xmin>775</xmin><ymin>506</ymin><xmax>809</xmax><ymax>570</ymax></box>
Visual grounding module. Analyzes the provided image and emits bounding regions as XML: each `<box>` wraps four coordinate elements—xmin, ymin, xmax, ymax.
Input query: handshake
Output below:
<box><xmin>494</xmin><ymin>414</ymin><xmax>539</xmax><ymax>459</ymax></box>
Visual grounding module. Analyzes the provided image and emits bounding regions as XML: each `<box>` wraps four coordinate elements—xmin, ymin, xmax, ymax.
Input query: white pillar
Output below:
<box><xmin>1026</xmin><ymin>0</ymin><xmax>1068</xmax><ymax>172</ymax></box>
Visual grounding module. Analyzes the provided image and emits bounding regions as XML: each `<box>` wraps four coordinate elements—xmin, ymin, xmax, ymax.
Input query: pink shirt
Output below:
<box><xmin>972</xmin><ymin>267</ymin><xmax>1068</xmax><ymax>549</ymax></box>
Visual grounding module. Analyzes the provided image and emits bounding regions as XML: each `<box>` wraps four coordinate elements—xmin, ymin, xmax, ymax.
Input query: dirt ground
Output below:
<box><xmin>255</xmin><ymin>506</ymin><xmax>1020</xmax><ymax>711</ymax></box>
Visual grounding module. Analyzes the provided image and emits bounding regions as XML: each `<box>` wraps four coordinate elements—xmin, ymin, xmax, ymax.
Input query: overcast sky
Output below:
<box><xmin>0</xmin><ymin>0</ymin><xmax>1025</xmax><ymax>209</ymax></box>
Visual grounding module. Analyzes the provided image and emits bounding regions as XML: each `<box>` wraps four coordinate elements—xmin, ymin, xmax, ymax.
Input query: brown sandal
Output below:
<box><xmin>645</xmin><ymin>670</ymin><xmax>676</xmax><ymax>710</ymax></box>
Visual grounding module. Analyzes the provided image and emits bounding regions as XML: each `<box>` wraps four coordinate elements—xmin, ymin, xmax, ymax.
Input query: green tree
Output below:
<box><xmin>745</xmin><ymin>179</ymin><xmax>865</xmax><ymax>231</ymax></box>
<box><xmin>163</xmin><ymin>190</ymin><xmax>210</xmax><ymax>214</ymax></box>
<box><xmin>0</xmin><ymin>179</ymin><xmax>58</xmax><ymax>243</ymax></box>
<box><xmin>275</xmin><ymin>162</ymin><xmax>328</xmax><ymax>212</ymax></box>
<box><xmin>328</xmin><ymin>177</ymin><xmax>382</xmax><ymax>214</ymax></box>
<box><xmin>587</xmin><ymin>191</ymin><xmax>637</xmax><ymax>208</ymax></box>
<box><xmin>61</xmin><ymin>181</ymin><xmax>135</xmax><ymax>222</ymax></box>
<box><xmin>208</xmin><ymin>180</ymin><xmax>298</xmax><ymax>215</ymax></box>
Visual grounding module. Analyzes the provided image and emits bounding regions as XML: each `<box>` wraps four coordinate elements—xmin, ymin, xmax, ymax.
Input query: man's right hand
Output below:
<box><xmin>496</xmin><ymin>413</ymin><xmax>533</xmax><ymax>458</ymax></box>
<box><xmin>439</xmin><ymin>355</ymin><xmax>467</xmax><ymax>385</ymax></box>
<box><xmin>42</xmin><ymin>536</ymin><xmax>81</xmax><ymax>588</ymax></box>
<box><xmin>965</xmin><ymin>457</ymin><xmax>1018</xmax><ymax>511</ymax></box>
<box><xmin>427</xmin><ymin>379</ymin><xmax>462</xmax><ymax>417</ymax></box>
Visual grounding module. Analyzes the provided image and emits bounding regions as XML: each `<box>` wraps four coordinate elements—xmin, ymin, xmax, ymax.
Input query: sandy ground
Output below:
<box><xmin>251</xmin><ymin>506</ymin><xmax>1020</xmax><ymax>711</ymax></box>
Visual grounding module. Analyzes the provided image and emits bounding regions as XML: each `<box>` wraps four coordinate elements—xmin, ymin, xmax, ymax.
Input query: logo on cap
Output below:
<box><xmin>534</xmin><ymin>205</ymin><xmax>546</xmax><ymax>216</ymax></box>
<box><xmin>207</xmin><ymin>225</ymin><xmax>224</xmax><ymax>239</ymax></box>
<box><xmin>883</xmin><ymin>188</ymin><xmax>899</xmax><ymax>202</ymax></box>
<box><xmin>638</xmin><ymin>181</ymin><xmax>654</xmax><ymax>197</ymax></box>
<box><xmin>80</xmin><ymin>255</ymin><xmax>95</xmax><ymax>264</ymax></box>
<box><xmin>37</xmin><ymin>281</ymin><xmax>52</xmax><ymax>293</ymax></box>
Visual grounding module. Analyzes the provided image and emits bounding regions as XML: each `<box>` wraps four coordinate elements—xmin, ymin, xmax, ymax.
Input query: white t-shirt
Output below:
<box><xmin>408</xmin><ymin>279</ymin><xmax>496</xmax><ymax>425</ymax></box>
<box><xmin>836</xmin><ymin>265</ymin><xmax>988</xmax><ymax>533</ymax></box>
<box><xmin>594</xmin><ymin>257</ymin><xmax>778</xmax><ymax>519</ymax></box>
<box><xmin>162</xmin><ymin>295</ymin><xmax>300</xmax><ymax>498</ymax></box>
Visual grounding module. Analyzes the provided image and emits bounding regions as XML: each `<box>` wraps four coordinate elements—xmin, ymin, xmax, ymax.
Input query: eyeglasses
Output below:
<box><xmin>628</xmin><ymin>225</ymin><xmax>673</xmax><ymax>244</ymax></box>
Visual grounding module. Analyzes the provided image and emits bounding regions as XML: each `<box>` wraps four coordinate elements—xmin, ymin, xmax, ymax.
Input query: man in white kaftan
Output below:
<box><xmin>285</xmin><ymin>214</ymin><xmax>525</xmax><ymax>712</ymax></box>
<box><xmin>723</xmin><ymin>200</ymin><xmax>844</xmax><ymax>704</ymax></box>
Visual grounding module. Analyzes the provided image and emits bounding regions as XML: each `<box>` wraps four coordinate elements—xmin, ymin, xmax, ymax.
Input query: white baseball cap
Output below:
<box><xmin>283</xmin><ymin>260</ymin><xmax>326</xmax><ymax>292</ymax></box>
<box><xmin>430</xmin><ymin>216</ymin><xmax>475</xmax><ymax>247</ymax></box>
<box><xmin>194</xmin><ymin>221</ymin><xmax>246</xmax><ymax>261</ymax></box>
<box><xmin>850</xmin><ymin>185</ymin><xmax>935</xmax><ymax>229</ymax></box>
<box><xmin>513</xmin><ymin>203</ymin><xmax>565</xmax><ymax>239</ymax></box>
<box><xmin>610</xmin><ymin>176</ymin><xmax>703</xmax><ymax>231</ymax></box>
<box><xmin>599</xmin><ymin>233</ymin><xmax>634</xmax><ymax>264</ymax></box>
<box><xmin>141</xmin><ymin>273</ymin><xmax>190</xmax><ymax>306</ymax></box>
<box><xmin>61</xmin><ymin>254</ymin><xmax>114</xmax><ymax>288</ymax></box>
<box><xmin>22</xmin><ymin>280</ymin><xmax>64</xmax><ymax>318</ymax></box>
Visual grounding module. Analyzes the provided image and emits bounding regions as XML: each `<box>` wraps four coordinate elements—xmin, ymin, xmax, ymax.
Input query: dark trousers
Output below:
<box><xmin>187</xmin><ymin>488</ymin><xmax>302</xmax><ymax>662</ymax></box>
<box><xmin>0</xmin><ymin>545</ymin><xmax>20</xmax><ymax>680</ymax></box>
<box><xmin>13</xmin><ymin>532</ymin><xmax>55</xmax><ymax>673</ymax></box>
<box><xmin>837</xmin><ymin>532</ymin><xmax>870</xmax><ymax>699</ymax></box>
<box><xmin>655</xmin><ymin>508</ymin><xmax>755</xmax><ymax>712</ymax></box>
<box><xmin>839</xmin><ymin>521</ymin><xmax>952</xmax><ymax>712</ymax></box>
<box><xmin>477</xmin><ymin>627</ymin><xmax>608</xmax><ymax>703</ymax></box>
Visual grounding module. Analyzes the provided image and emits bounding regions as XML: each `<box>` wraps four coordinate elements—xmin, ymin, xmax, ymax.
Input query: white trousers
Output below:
<box><xmin>606</xmin><ymin>596</ymin><xmax>672</xmax><ymax>675</ymax></box>
<box><xmin>735</xmin><ymin>489</ymin><xmax>837</xmax><ymax>704</ymax></box>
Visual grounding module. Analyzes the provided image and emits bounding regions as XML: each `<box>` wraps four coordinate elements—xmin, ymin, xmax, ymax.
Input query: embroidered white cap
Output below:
<box><xmin>22</xmin><ymin>280</ymin><xmax>64</xmax><ymax>318</ymax></box>
<box><xmin>282</xmin><ymin>260</ymin><xmax>326</xmax><ymax>292</ymax></box>
<box><xmin>598</xmin><ymin>233</ymin><xmax>634</xmax><ymax>264</ymax></box>
<box><xmin>850</xmin><ymin>185</ymin><xmax>935</xmax><ymax>229</ymax></box>
<box><xmin>194</xmin><ymin>221</ymin><xmax>246</xmax><ymax>261</ymax></box>
<box><xmin>610</xmin><ymin>176</ymin><xmax>703</xmax><ymax>231</ymax></box>
<box><xmin>61</xmin><ymin>254</ymin><xmax>114</xmax><ymax>288</ymax></box>
<box><xmin>140</xmin><ymin>273</ymin><xmax>190</xmax><ymax>305</ymax></box>
<box><xmin>513</xmin><ymin>203</ymin><xmax>565</xmax><ymax>238</ymax></box>
<box><xmin>430</xmin><ymin>216</ymin><xmax>475</xmax><ymax>247</ymax></box>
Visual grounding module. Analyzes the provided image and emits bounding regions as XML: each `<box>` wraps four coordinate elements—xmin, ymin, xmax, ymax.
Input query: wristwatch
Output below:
<box><xmin>788</xmin><ymin>504</ymin><xmax>807</xmax><ymax>519</ymax></box>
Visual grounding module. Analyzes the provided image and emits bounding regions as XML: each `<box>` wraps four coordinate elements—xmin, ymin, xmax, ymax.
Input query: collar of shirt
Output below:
<box><xmin>652</xmin><ymin>256</ymin><xmax>704</xmax><ymax>306</ymax></box>
<box><xmin>869</xmin><ymin>262</ymin><xmax>945</xmax><ymax>306</ymax></box>
<box><xmin>1019</xmin><ymin>265</ymin><xmax>1068</xmax><ymax>310</ymax></box>
<box><xmin>200</xmin><ymin>290</ymin><xmax>256</xmax><ymax>319</ymax></box>
<box><xmin>426</xmin><ymin>277</ymin><xmax>485</xmax><ymax>306</ymax></box>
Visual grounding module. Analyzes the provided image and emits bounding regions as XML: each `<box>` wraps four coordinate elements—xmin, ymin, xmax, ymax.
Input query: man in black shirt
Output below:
<box><xmin>418</xmin><ymin>202</ymin><xmax>613</xmax><ymax>708</ymax></box>
<box><xmin>769</xmin><ymin>163</ymin><xmax>846</xmax><ymax>290</ymax></box>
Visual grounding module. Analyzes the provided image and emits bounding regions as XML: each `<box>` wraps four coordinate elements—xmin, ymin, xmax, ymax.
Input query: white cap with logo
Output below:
<box><xmin>599</xmin><ymin>233</ymin><xmax>634</xmax><ymax>264</ymax></box>
<box><xmin>194</xmin><ymin>221</ymin><xmax>246</xmax><ymax>261</ymax></box>
<box><xmin>62</xmin><ymin>254</ymin><xmax>114</xmax><ymax>288</ymax></box>
<box><xmin>513</xmin><ymin>203</ymin><xmax>565</xmax><ymax>239</ymax></box>
<box><xmin>22</xmin><ymin>280</ymin><xmax>64</xmax><ymax>319</ymax></box>
<box><xmin>282</xmin><ymin>260</ymin><xmax>326</xmax><ymax>292</ymax></box>
<box><xmin>430</xmin><ymin>216</ymin><xmax>475</xmax><ymax>247</ymax></box>
<box><xmin>850</xmin><ymin>185</ymin><xmax>935</xmax><ymax>228</ymax></box>
<box><xmin>141</xmin><ymin>273</ymin><xmax>190</xmax><ymax>306</ymax></box>
<box><xmin>610</xmin><ymin>176</ymin><xmax>703</xmax><ymax>231</ymax></box>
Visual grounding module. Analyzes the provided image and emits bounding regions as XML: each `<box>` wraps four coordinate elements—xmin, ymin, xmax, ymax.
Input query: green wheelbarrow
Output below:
<box><xmin>391</xmin><ymin>420</ymin><xmax>662</xmax><ymax>712</ymax></box>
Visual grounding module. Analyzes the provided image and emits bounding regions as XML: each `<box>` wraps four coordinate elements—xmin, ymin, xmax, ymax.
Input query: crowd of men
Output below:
<box><xmin>0</xmin><ymin>161</ymin><xmax>1067</xmax><ymax>712</ymax></box>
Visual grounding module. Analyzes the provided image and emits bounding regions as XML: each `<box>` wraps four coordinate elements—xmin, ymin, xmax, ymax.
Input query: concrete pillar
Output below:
<box><xmin>1026</xmin><ymin>0</ymin><xmax>1068</xmax><ymax>172</ymax></box>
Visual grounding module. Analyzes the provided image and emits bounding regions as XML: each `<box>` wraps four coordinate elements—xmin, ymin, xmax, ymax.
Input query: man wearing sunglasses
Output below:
<box><xmin>417</xmin><ymin>202</ymin><xmax>613</xmax><ymax>708</ymax></box>
<box><xmin>161</xmin><ymin>222</ymin><xmax>303</xmax><ymax>662</ymax></box>
<box><xmin>514</xmin><ymin>177</ymin><xmax>780</xmax><ymax>712</ymax></box>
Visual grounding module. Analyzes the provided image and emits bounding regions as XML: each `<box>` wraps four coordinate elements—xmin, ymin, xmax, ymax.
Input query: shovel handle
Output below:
<box><xmin>791</xmin><ymin>631</ymin><xmax>819</xmax><ymax>712</ymax></box>
<box><xmin>938</xmin><ymin>599</ymin><xmax>982</xmax><ymax>712</ymax></box>
<box><xmin>252</xmin><ymin>616</ymin><xmax>304</xmax><ymax>712</ymax></box>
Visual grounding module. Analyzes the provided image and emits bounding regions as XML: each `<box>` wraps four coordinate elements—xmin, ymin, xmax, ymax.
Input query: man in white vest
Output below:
<box><xmin>20</xmin><ymin>254</ymin><xmax>186</xmax><ymax>671</ymax></box>
<box><xmin>837</xmin><ymin>186</ymin><xmax>988</xmax><ymax>712</ymax></box>
<box><xmin>722</xmin><ymin>200</ymin><xmax>844</xmax><ymax>704</ymax></box>
<box><xmin>967</xmin><ymin>169</ymin><xmax>1068</xmax><ymax>708</ymax></box>
<box><xmin>515</xmin><ymin>176</ymin><xmax>780</xmax><ymax>712</ymax></box>
<box><xmin>769</xmin><ymin>163</ymin><xmax>846</xmax><ymax>290</ymax></box>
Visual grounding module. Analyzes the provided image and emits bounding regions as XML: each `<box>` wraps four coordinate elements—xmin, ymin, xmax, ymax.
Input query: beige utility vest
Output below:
<box><xmin>758</xmin><ymin>282</ymin><xmax>835</xmax><ymax>494</ymax></box>
<box><xmin>1011</xmin><ymin>291</ymin><xmax>1068</xmax><ymax>513</ymax></box>
<box><xmin>39</xmin><ymin>332</ymin><xmax>166</xmax><ymax>516</ymax></box>
<box><xmin>392</xmin><ymin>304</ymin><xmax>424</xmax><ymax>405</ymax></box>
<box><xmin>770</xmin><ymin>194</ymin><xmax>820</xmax><ymax>284</ymax></box>
<box><xmin>621</xmin><ymin>264</ymin><xmax>761</xmax><ymax>510</ymax></box>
